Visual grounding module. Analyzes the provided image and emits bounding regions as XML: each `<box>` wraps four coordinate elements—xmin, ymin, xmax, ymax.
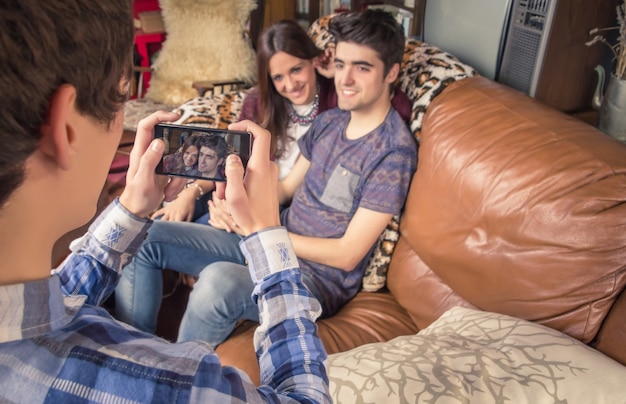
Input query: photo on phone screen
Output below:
<box><xmin>154</xmin><ymin>124</ymin><xmax>251</xmax><ymax>182</ymax></box>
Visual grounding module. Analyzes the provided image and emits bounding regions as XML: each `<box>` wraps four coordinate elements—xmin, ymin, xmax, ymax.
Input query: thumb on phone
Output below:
<box><xmin>119</xmin><ymin>138</ymin><xmax>169</xmax><ymax>218</ymax></box>
<box><xmin>216</xmin><ymin>153</ymin><xmax>243</xmax><ymax>200</ymax></box>
<box><xmin>222</xmin><ymin>153</ymin><xmax>247</xmax><ymax>208</ymax></box>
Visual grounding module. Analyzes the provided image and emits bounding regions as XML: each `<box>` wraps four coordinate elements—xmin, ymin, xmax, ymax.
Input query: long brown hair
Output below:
<box><xmin>171</xmin><ymin>135</ymin><xmax>199</xmax><ymax>173</ymax></box>
<box><xmin>255</xmin><ymin>20</ymin><xmax>321</xmax><ymax>158</ymax></box>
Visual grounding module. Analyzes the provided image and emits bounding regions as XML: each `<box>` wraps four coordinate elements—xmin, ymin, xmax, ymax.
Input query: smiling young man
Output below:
<box><xmin>275</xmin><ymin>8</ymin><xmax>418</xmax><ymax>313</ymax></box>
<box><xmin>0</xmin><ymin>0</ymin><xmax>329</xmax><ymax>402</ymax></box>
<box><xmin>196</xmin><ymin>133</ymin><xmax>227</xmax><ymax>179</ymax></box>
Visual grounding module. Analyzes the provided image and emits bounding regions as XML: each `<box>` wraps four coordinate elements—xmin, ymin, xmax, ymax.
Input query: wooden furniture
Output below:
<box><xmin>133</xmin><ymin>31</ymin><xmax>166</xmax><ymax>97</ymax></box>
<box><xmin>352</xmin><ymin>0</ymin><xmax>425</xmax><ymax>37</ymax></box>
<box><xmin>293</xmin><ymin>0</ymin><xmax>426</xmax><ymax>35</ymax></box>
<box><xmin>294</xmin><ymin>0</ymin><xmax>321</xmax><ymax>27</ymax></box>
<box><xmin>132</xmin><ymin>0</ymin><xmax>166</xmax><ymax>97</ymax></box>
<box><xmin>571</xmin><ymin>109</ymin><xmax>600</xmax><ymax>127</ymax></box>
<box><xmin>265</xmin><ymin>0</ymin><xmax>296</xmax><ymax>26</ymax></box>
<box><xmin>529</xmin><ymin>0</ymin><xmax>615</xmax><ymax>113</ymax></box>
<box><xmin>294</xmin><ymin>0</ymin><xmax>425</xmax><ymax>36</ymax></box>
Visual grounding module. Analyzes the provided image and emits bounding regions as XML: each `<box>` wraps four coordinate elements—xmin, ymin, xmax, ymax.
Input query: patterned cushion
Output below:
<box><xmin>398</xmin><ymin>39</ymin><xmax>476</xmax><ymax>139</ymax></box>
<box><xmin>327</xmin><ymin>306</ymin><xmax>626</xmax><ymax>403</ymax></box>
<box><xmin>171</xmin><ymin>91</ymin><xmax>248</xmax><ymax>129</ymax></box>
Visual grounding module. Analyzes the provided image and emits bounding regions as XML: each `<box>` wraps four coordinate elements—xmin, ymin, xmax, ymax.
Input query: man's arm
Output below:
<box><xmin>55</xmin><ymin>111</ymin><xmax>185</xmax><ymax>305</ymax></box>
<box><xmin>278</xmin><ymin>154</ymin><xmax>310</xmax><ymax>205</ymax></box>
<box><xmin>217</xmin><ymin>119</ymin><xmax>330</xmax><ymax>402</ymax></box>
<box><xmin>55</xmin><ymin>200</ymin><xmax>152</xmax><ymax>305</ymax></box>
<box><xmin>239</xmin><ymin>228</ymin><xmax>329</xmax><ymax>402</ymax></box>
<box><xmin>289</xmin><ymin>207</ymin><xmax>393</xmax><ymax>271</ymax></box>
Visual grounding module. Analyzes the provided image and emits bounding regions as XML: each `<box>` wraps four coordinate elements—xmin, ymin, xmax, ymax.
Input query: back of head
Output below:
<box><xmin>0</xmin><ymin>0</ymin><xmax>134</xmax><ymax>208</ymax></box>
<box><xmin>328</xmin><ymin>9</ymin><xmax>404</xmax><ymax>75</ymax></box>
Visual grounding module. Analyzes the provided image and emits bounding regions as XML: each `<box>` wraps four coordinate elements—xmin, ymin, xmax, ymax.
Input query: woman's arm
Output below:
<box><xmin>151</xmin><ymin>179</ymin><xmax>215</xmax><ymax>221</ymax></box>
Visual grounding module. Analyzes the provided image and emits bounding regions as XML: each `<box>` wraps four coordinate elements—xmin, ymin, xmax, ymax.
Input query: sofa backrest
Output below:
<box><xmin>388</xmin><ymin>76</ymin><xmax>626</xmax><ymax>364</ymax></box>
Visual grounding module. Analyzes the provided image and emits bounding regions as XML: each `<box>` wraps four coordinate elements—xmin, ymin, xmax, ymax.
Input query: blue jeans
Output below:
<box><xmin>115</xmin><ymin>218</ymin><xmax>321</xmax><ymax>348</ymax></box>
<box><xmin>114</xmin><ymin>220</ymin><xmax>245</xmax><ymax>345</ymax></box>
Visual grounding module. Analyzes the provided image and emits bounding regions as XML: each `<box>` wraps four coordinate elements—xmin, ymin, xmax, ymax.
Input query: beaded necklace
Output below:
<box><xmin>287</xmin><ymin>92</ymin><xmax>320</xmax><ymax>126</ymax></box>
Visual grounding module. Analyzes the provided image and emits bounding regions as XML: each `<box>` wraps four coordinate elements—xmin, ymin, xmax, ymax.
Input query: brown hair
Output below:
<box><xmin>255</xmin><ymin>19</ymin><xmax>322</xmax><ymax>158</ymax></box>
<box><xmin>195</xmin><ymin>133</ymin><xmax>228</xmax><ymax>160</ymax></box>
<box><xmin>170</xmin><ymin>135</ymin><xmax>200</xmax><ymax>173</ymax></box>
<box><xmin>0</xmin><ymin>0</ymin><xmax>134</xmax><ymax>208</ymax></box>
<box><xmin>329</xmin><ymin>9</ymin><xmax>404</xmax><ymax>94</ymax></box>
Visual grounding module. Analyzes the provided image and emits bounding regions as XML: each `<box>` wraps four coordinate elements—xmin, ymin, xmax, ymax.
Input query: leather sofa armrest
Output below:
<box><xmin>592</xmin><ymin>288</ymin><xmax>626</xmax><ymax>365</ymax></box>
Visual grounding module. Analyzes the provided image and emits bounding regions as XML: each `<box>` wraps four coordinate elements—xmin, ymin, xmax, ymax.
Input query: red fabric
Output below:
<box><xmin>108</xmin><ymin>154</ymin><xmax>129</xmax><ymax>188</ymax></box>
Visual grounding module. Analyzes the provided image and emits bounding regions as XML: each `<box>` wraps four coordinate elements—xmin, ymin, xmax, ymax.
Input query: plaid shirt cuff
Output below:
<box><xmin>239</xmin><ymin>227</ymin><xmax>298</xmax><ymax>284</ymax></box>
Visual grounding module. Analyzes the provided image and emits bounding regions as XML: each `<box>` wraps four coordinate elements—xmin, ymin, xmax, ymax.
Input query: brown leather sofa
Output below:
<box><xmin>215</xmin><ymin>75</ymin><xmax>626</xmax><ymax>385</ymax></box>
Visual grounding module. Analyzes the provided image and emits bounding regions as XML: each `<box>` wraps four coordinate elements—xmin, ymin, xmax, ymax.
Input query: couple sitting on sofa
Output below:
<box><xmin>114</xmin><ymin>9</ymin><xmax>418</xmax><ymax>346</ymax></box>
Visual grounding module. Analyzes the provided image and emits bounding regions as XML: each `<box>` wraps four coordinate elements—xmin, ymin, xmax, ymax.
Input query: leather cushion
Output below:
<box><xmin>390</xmin><ymin>76</ymin><xmax>626</xmax><ymax>343</ymax></box>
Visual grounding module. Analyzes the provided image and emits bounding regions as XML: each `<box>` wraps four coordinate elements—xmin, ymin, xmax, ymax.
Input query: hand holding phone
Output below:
<box><xmin>154</xmin><ymin>123</ymin><xmax>251</xmax><ymax>182</ymax></box>
<box><xmin>216</xmin><ymin>119</ymin><xmax>280</xmax><ymax>235</ymax></box>
<box><xmin>119</xmin><ymin>111</ymin><xmax>185</xmax><ymax>217</ymax></box>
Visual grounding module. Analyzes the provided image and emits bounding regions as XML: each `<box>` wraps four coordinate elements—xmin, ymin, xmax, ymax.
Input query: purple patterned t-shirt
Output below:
<box><xmin>280</xmin><ymin>107</ymin><xmax>417</xmax><ymax>315</ymax></box>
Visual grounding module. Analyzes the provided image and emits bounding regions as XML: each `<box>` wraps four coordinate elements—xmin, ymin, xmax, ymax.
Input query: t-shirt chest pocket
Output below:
<box><xmin>320</xmin><ymin>164</ymin><xmax>360</xmax><ymax>213</ymax></box>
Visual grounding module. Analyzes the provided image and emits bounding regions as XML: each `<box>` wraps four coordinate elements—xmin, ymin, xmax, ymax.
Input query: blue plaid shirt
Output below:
<box><xmin>0</xmin><ymin>199</ymin><xmax>329</xmax><ymax>403</ymax></box>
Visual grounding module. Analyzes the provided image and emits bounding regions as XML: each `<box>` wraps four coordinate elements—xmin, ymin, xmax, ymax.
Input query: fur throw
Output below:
<box><xmin>147</xmin><ymin>0</ymin><xmax>257</xmax><ymax>106</ymax></box>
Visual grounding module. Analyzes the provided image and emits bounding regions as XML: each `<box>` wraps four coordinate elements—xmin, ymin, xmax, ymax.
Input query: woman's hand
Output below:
<box><xmin>151</xmin><ymin>186</ymin><xmax>197</xmax><ymax>221</ymax></box>
<box><xmin>208</xmin><ymin>193</ymin><xmax>244</xmax><ymax>235</ymax></box>
<box><xmin>313</xmin><ymin>46</ymin><xmax>336</xmax><ymax>79</ymax></box>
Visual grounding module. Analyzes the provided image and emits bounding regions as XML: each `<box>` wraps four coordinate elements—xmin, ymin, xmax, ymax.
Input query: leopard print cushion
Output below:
<box><xmin>398</xmin><ymin>39</ymin><xmax>476</xmax><ymax>140</ymax></box>
<box><xmin>308</xmin><ymin>14</ymin><xmax>335</xmax><ymax>51</ymax></box>
<box><xmin>173</xmin><ymin>15</ymin><xmax>476</xmax><ymax>292</ymax></box>
<box><xmin>171</xmin><ymin>90</ymin><xmax>248</xmax><ymax>129</ymax></box>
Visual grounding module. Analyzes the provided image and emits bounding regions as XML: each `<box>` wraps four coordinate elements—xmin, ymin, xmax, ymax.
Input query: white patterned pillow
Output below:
<box><xmin>327</xmin><ymin>306</ymin><xmax>626</xmax><ymax>403</ymax></box>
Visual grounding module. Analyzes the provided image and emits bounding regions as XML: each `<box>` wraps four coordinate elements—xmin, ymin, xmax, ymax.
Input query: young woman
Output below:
<box><xmin>162</xmin><ymin>134</ymin><xmax>201</xmax><ymax>177</ymax></box>
<box><xmin>114</xmin><ymin>19</ymin><xmax>412</xmax><ymax>337</ymax></box>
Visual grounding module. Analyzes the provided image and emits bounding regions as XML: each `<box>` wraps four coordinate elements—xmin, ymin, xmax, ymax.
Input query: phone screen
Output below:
<box><xmin>154</xmin><ymin>124</ymin><xmax>251</xmax><ymax>182</ymax></box>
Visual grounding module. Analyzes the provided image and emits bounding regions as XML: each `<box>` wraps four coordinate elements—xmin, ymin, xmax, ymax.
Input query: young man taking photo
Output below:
<box><xmin>0</xmin><ymin>1</ymin><xmax>329</xmax><ymax>402</ymax></box>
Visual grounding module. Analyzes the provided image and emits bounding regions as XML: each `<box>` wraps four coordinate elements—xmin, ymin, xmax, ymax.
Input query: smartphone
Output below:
<box><xmin>154</xmin><ymin>123</ymin><xmax>251</xmax><ymax>182</ymax></box>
